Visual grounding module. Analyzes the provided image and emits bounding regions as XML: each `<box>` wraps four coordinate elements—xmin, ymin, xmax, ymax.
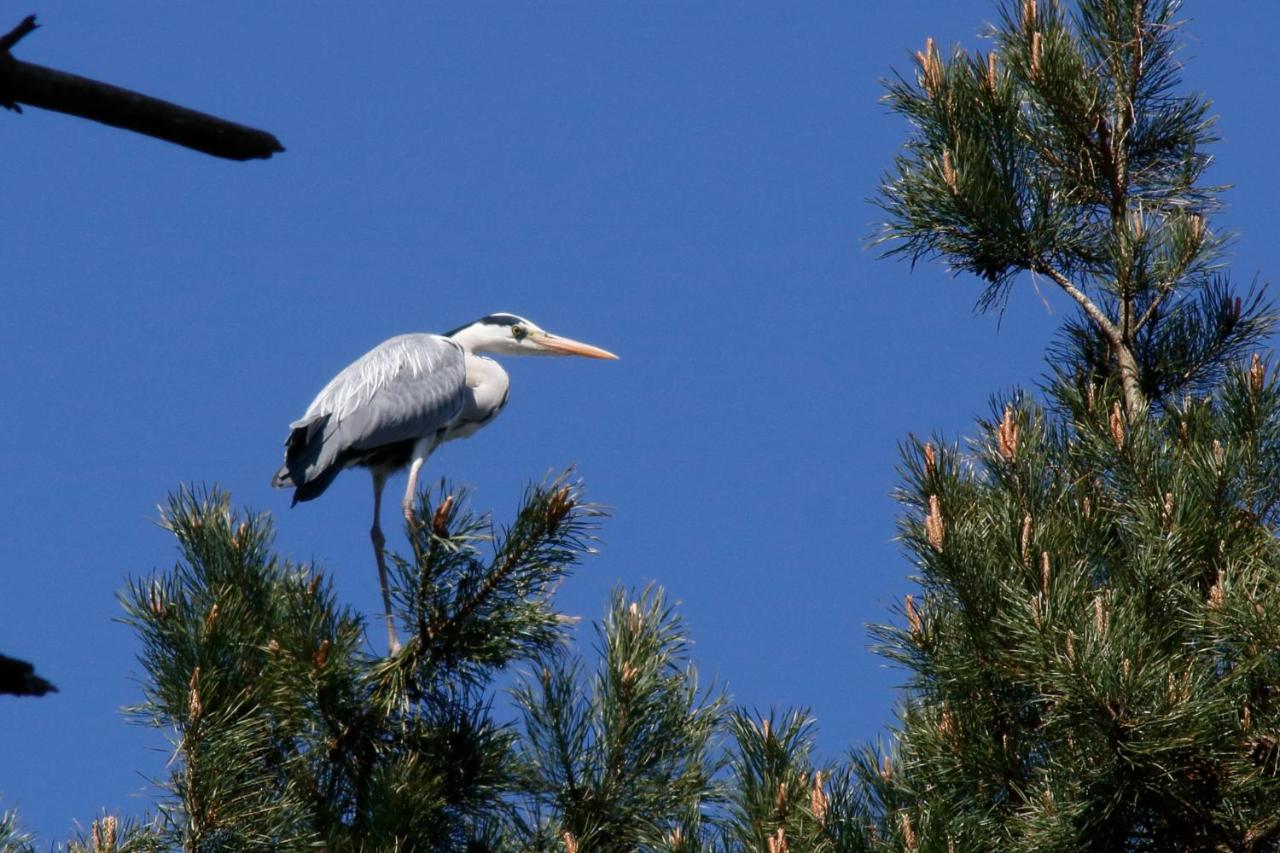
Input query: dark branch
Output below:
<box><xmin>0</xmin><ymin>15</ymin><xmax>283</xmax><ymax>161</ymax></box>
<box><xmin>0</xmin><ymin>14</ymin><xmax>37</xmax><ymax>53</ymax></box>
<box><xmin>0</xmin><ymin>653</ymin><xmax>56</xmax><ymax>697</ymax></box>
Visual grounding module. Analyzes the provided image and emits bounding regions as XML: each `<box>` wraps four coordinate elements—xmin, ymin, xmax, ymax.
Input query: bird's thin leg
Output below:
<box><xmin>370</xmin><ymin>470</ymin><xmax>400</xmax><ymax>654</ymax></box>
<box><xmin>402</xmin><ymin>436</ymin><xmax>434</xmax><ymax>525</ymax></box>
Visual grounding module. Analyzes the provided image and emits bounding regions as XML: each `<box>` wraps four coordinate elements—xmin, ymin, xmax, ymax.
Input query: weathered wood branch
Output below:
<box><xmin>0</xmin><ymin>14</ymin><xmax>283</xmax><ymax>161</ymax></box>
<box><xmin>0</xmin><ymin>652</ymin><xmax>56</xmax><ymax>696</ymax></box>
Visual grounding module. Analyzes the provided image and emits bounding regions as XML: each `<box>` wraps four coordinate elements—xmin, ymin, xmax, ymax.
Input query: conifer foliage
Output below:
<box><xmin>118</xmin><ymin>479</ymin><xmax>602</xmax><ymax>850</ymax></box>
<box><xmin>864</xmin><ymin>0</ymin><xmax>1280</xmax><ymax>849</ymax></box>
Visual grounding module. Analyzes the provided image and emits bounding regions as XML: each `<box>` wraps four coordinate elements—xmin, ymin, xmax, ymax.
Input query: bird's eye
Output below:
<box><xmin>511</xmin><ymin>325</ymin><xmax>527</xmax><ymax>340</ymax></box>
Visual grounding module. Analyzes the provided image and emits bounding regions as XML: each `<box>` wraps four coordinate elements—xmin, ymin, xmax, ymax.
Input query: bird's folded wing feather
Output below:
<box><xmin>290</xmin><ymin>334</ymin><xmax>468</xmax><ymax>474</ymax></box>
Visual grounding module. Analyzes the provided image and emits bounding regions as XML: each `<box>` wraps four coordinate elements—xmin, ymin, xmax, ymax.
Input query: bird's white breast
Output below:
<box><xmin>444</xmin><ymin>354</ymin><xmax>511</xmax><ymax>442</ymax></box>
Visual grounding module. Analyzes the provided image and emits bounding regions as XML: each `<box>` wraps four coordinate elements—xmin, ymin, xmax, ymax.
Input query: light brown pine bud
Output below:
<box><xmin>188</xmin><ymin>666</ymin><xmax>203</xmax><ymax>723</ymax></box>
<box><xmin>998</xmin><ymin>406</ymin><xmax>1020</xmax><ymax>462</ymax></box>
<box><xmin>901</xmin><ymin>812</ymin><xmax>918</xmax><ymax>850</ymax></box>
<box><xmin>1250</xmin><ymin>353</ymin><xmax>1266</xmax><ymax>394</ymax></box>
<box><xmin>1109</xmin><ymin>401</ymin><xmax>1125</xmax><ymax>448</ymax></box>
<box><xmin>905</xmin><ymin>594</ymin><xmax>923</xmax><ymax>641</ymax></box>
<box><xmin>925</xmin><ymin>495</ymin><xmax>945</xmax><ymax>552</ymax></box>
<box><xmin>811</xmin><ymin>770</ymin><xmax>829</xmax><ymax>820</ymax></box>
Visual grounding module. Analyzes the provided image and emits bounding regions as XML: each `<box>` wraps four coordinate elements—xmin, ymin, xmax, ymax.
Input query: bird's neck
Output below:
<box><xmin>448</xmin><ymin>324</ymin><xmax>500</xmax><ymax>355</ymax></box>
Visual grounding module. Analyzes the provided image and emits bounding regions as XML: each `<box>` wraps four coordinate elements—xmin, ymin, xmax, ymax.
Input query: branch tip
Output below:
<box><xmin>0</xmin><ymin>15</ymin><xmax>38</xmax><ymax>53</ymax></box>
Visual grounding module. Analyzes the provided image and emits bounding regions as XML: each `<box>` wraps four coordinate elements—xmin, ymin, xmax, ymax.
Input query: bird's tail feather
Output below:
<box><xmin>273</xmin><ymin>414</ymin><xmax>343</xmax><ymax>502</ymax></box>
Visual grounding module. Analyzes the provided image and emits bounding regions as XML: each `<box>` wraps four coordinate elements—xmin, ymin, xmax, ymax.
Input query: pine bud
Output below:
<box><xmin>1021</xmin><ymin>515</ymin><xmax>1033</xmax><ymax>564</ymax></box>
<box><xmin>882</xmin><ymin>754</ymin><xmax>893</xmax><ymax>781</ymax></box>
<box><xmin>667</xmin><ymin>827</ymin><xmax>686</xmax><ymax>847</ymax></box>
<box><xmin>1023</xmin><ymin>0</ymin><xmax>1037</xmax><ymax>29</ymax></box>
<box><xmin>1065</xmin><ymin>629</ymin><xmax>1075</xmax><ymax>660</ymax></box>
<box><xmin>308</xmin><ymin>574</ymin><xmax>321</xmax><ymax>597</ymax></box>
<box><xmin>1041</xmin><ymin>550</ymin><xmax>1051</xmax><ymax>596</ymax></box>
<box><xmin>1093</xmin><ymin>595</ymin><xmax>1107</xmax><ymax>635</ymax></box>
<box><xmin>925</xmin><ymin>495</ymin><xmax>945</xmax><ymax>552</ymax></box>
<box><xmin>941</xmin><ymin>149</ymin><xmax>957</xmax><ymax>191</ymax></box>
<box><xmin>811</xmin><ymin>770</ymin><xmax>829</xmax><ymax>820</ymax></box>
<box><xmin>998</xmin><ymin>406</ymin><xmax>1020</xmax><ymax>462</ymax></box>
<box><xmin>621</xmin><ymin>661</ymin><xmax>638</xmax><ymax>687</ymax></box>
<box><xmin>1042</xmin><ymin>787</ymin><xmax>1054</xmax><ymax>814</ymax></box>
<box><xmin>432</xmin><ymin>493</ymin><xmax>454</xmax><ymax>535</ymax></box>
<box><xmin>900</xmin><ymin>811</ymin><xmax>918</xmax><ymax>850</ymax></box>
<box><xmin>1213</xmin><ymin>439</ymin><xmax>1224</xmax><ymax>465</ymax></box>
<box><xmin>1030</xmin><ymin>30</ymin><xmax>1042</xmax><ymax>77</ymax></box>
<box><xmin>923</xmin><ymin>442</ymin><xmax>937</xmax><ymax>477</ymax></box>
<box><xmin>1109</xmin><ymin>401</ymin><xmax>1125</xmax><ymax>448</ymax></box>
<box><xmin>313</xmin><ymin>639</ymin><xmax>330</xmax><ymax>670</ymax></box>
<box><xmin>1029</xmin><ymin>594</ymin><xmax>1042</xmax><ymax>628</ymax></box>
<box><xmin>776</xmin><ymin>781</ymin><xmax>788</xmax><ymax>811</ymax></box>
<box><xmin>1189</xmin><ymin>213</ymin><xmax>1205</xmax><ymax>243</ymax></box>
<box><xmin>1130</xmin><ymin>209</ymin><xmax>1143</xmax><ymax>238</ymax></box>
<box><xmin>917</xmin><ymin>38</ymin><xmax>943</xmax><ymax>96</ymax></box>
<box><xmin>1121</xmin><ymin>657</ymin><xmax>1130</xmax><ymax>678</ymax></box>
<box><xmin>91</xmin><ymin>815</ymin><xmax>118</xmax><ymax>852</ymax></box>
<box><xmin>203</xmin><ymin>602</ymin><xmax>219</xmax><ymax>635</ymax></box>
<box><xmin>627</xmin><ymin>601</ymin><xmax>642</xmax><ymax>634</ymax></box>
<box><xmin>1250</xmin><ymin>353</ymin><xmax>1266</xmax><ymax>394</ymax></box>
<box><xmin>761</xmin><ymin>717</ymin><xmax>772</xmax><ymax>740</ymax></box>
<box><xmin>768</xmin><ymin>827</ymin><xmax>788</xmax><ymax>853</ymax></box>
<box><xmin>1243</xmin><ymin>705</ymin><xmax>1253</xmax><ymax>731</ymax></box>
<box><xmin>188</xmin><ymin>666</ymin><xmax>203</xmax><ymax>723</ymax></box>
<box><xmin>905</xmin><ymin>594</ymin><xmax>923</xmax><ymax>641</ymax></box>
<box><xmin>563</xmin><ymin>832</ymin><xmax>579</xmax><ymax>853</ymax></box>
<box><xmin>987</xmin><ymin>51</ymin><xmax>999</xmax><ymax>90</ymax></box>
<box><xmin>1082</xmin><ymin>495</ymin><xmax>1092</xmax><ymax>520</ymax></box>
<box><xmin>1163</xmin><ymin>492</ymin><xmax>1174</xmax><ymax>525</ymax></box>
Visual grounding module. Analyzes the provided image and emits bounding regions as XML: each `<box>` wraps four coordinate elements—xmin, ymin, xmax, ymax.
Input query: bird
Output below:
<box><xmin>273</xmin><ymin>313</ymin><xmax>617</xmax><ymax>652</ymax></box>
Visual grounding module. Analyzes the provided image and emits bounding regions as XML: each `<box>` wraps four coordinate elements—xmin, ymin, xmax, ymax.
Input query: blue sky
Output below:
<box><xmin>2</xmin><ymin>1</ymin><xmax>1276</xmax><ymax>840</ymax></box>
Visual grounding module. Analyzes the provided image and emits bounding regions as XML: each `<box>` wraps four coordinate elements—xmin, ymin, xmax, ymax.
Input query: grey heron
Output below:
<box><xmin>273</xmin><ymin>313</ymin><xmax>617</xmax><ymax>652</ymax></box>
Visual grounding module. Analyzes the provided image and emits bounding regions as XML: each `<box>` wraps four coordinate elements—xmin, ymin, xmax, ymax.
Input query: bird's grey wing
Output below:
<box><xmin>277</xmin><ymin>334</ymin><xmax>467</xmax><ymax>492</ymax></box>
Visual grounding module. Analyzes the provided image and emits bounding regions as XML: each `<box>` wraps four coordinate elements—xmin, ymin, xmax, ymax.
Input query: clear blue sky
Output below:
<box><xmin>2</xmin><ymin>1</ymin><xmax>1276</xmax><ymax>840</ymax></box>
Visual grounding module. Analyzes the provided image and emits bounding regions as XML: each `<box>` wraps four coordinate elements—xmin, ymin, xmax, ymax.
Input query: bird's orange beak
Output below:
<box><xmin>534</xmin><ymin>332</ymin><xmax>619</xmax><ymax>360</ymax></box>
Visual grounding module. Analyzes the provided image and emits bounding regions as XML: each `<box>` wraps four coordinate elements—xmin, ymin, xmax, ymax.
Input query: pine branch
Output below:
<box><xmin>0</xmin><ymin>14</ymin><xmax>283</xmax><ymax>160</ymax></box>
<box><xmin>1036</xmin><ymin>260</ymin><xmax>1147</xmax><ymax>415</ymax></box>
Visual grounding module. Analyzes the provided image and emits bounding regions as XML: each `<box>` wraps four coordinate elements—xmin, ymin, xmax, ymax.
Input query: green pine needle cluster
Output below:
<box><xmin>114</xmin><ymin>478</ymin><xmax>605</xmax><ymax>850</ymax></box>
<box><xmin>863</xmin><ymin>363</ymin><xmax>1280</xmax><ymax>850</ymax></box>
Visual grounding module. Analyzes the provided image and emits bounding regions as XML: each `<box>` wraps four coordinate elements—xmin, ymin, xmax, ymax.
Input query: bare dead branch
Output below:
<box><xmin>0</xmin><ymin>14</ymin><xmax>283</xmax><ymax>161</ymax></box>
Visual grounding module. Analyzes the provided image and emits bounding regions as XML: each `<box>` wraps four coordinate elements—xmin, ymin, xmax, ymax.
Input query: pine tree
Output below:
<box><xmin>113</xmin><ymin>477</ymin><xmax>601</xmax><ymax>851</ymax></box>
<box><xmin>864</xmin><ymin>0</ymin><xmax>1280</xmax><ymax>849</ymax></box>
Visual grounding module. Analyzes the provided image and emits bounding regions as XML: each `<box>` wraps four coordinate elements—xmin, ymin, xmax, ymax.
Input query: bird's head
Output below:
<box><xmin>446</xmin><ymin>313</ymin><xmax>618</xmax><ymax>359</ymax></box>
